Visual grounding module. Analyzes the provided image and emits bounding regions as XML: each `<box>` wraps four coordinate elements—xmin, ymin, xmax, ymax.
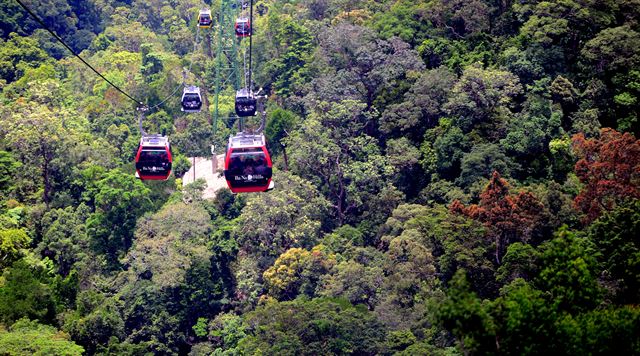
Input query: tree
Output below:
<box><xmin>491</xmin><ymin>279</ymin><xmax>556</xmax><ymax>355</ymax></box>
<box><xmin>432</xmin><ymin>270</ymin><xmax>495</xmax><ymax>354</ymax></box>
<box><xmin>0</xmin><ymin>228</ymin><xmax>30</xmax><ymax>270</ymax></box>
<box><xmin>381</xmin><ymin>204</ymin><xmax>492</xmax><ymax>296</ymax></box>
<box><xmin>587</xmin><ymin>199</ymin><xmax>640</xmax><ymax>304</ymax></box>
<box><xmin>581</xmin><ymin>26</ymin><xmax>640</xmax><ymax>130</ymax></box>
<box><xmin>0</xmin><ymin>318</ymin><xmax>84</xmax><ymax>355</ymax></box>
<box><xmin>39</xmin><ymin>204</ymin><xmax>91</xmax><ymax>276</ymax></box>
<box><xmin>380</xmin><ymin>66</ymin><xmax>457</xmax><ymax>140</ymax></box>
<box><xmin>1</xmin><ymin>104</ymin><xmax>67</xmax><ymax>206</ymax></box>
<box><xmin>238</xmin><ymin>298</ymin><xmax>385</xmax><ymax>355</ymax></box>
<box><xmin>572</xmin><ymin>128</ymin><xmax>640</xmax><ymax>223</ymax></box>
<box><xmin>536</xmin><ymin>228</ymin><xmax>601</xmax><ymax>313</ymax></box>
<box><xmin>234</xmin><ymin>172</ymin><xmax>330</xmax><ymax>267</ymax></box>
<box><xmin>426</xmin><ymin>0</ymin><xmax>491</xmax><ymax>38</ymax></box>
<box><xmin>310</xmin><ymin>24</ymin><xmax>424</xmax><ymax>111</ymax></box>
<box><xmin>0</xmin><ymin>260</ymin><xmax>56</xmax><ymax>325</ymax></box>
<box><xmin>456</xmin><ymin>144</ymin><xmax>514</xmax><ymax>189</ymax></box>
<box><xmin>264</xmin><ymin>107</ymin><xmax>300</xmax><ymax>157</ymax></box>
<box><xmin>63</xmin><ymin>291</ymin><xmax>125</xmax><ymax>354</ymax></box>
<box><xmin>0</xmin><ymin>150</ymin><xmax>20</xmax><ymax>197</ymax></box>
<box><xmin>0</xmin><ymin>33</ymin><xmax>51</xmax><ymax>83</ymax></box>
<box><xmin>263</xmin><ymin>246</ymin><xmax>335</xmax><ymax>300</ymax></box>
<box><xmin>86</xmin><ymin>169</ymin><xmax>152</xmax><ymax>268</ymax></box>
<box><xmin>285</xmin><ymin>102</ymin><xmax>402</xmax><ymax>227</ymax></box>
<box><xmin>319</xmin><ymin>248</ymin><xmax>385</xmax><ymax>310</ymax></box>
<box><xmin>373</xmin><ymin>0</ymin><xmax>430</xmax><ymax>45</ymax></box>
<box><xmin>451</xmin><ymin>171</ymin><xmax>547</xmax><ymax>264</ymax></box>
<box><xmin>260</xmin><ymin>15</ymin><xmax>314</xmax><ymax>99</ymax></box>
<box><xmin>422</xmin><ymin>118</ymin><xmax>471</xmax><ymax>180</ymax></box>
<box><xmin>444</xmin><ymin>63</ymin><xmax>522</xmax><ymax>137</ymax></box>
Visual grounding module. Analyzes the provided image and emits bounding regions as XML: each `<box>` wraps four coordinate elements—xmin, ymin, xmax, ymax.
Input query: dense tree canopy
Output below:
<box><xmin>1</xmin><ymin>0</ymin><xmax>639</xmax><ymax>354</ymax></box>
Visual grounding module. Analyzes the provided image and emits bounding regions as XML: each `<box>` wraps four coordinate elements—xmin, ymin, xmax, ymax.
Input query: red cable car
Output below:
<box><xmin>135</xmin><ymin>135</ymin><xmax>172</xmax><ymax>180</ymax></box>
<box><xmin>235</xmin><ymin>17</ymin><xmax>251</xmax><ymax>37</ymax></box>
<box><xmin>223</xmin><ymin>133</ymin><xmax>273</xmax><ymax>193</ymax></box>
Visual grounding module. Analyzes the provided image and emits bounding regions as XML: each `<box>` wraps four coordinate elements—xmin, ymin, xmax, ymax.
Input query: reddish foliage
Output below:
<box><xmin>450</xmin><ymin>171</ymin><xmax>546</xmax><ymax>263</ymax></box>
<box><xmin>572</xmin><ymin>128</ymin><xmax>640</xmax><ymax>223</ymax></box>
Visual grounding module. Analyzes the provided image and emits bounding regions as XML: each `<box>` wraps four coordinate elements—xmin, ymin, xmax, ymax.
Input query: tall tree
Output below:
<box><xmin>572</xmin><ymin>128</ymin><xmax>640</xmax><ymax>223</ymax></box>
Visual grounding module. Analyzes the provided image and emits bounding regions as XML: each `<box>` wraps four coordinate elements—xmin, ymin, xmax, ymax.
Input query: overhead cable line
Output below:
<box><xmin>15</xmin><ymin>0</ymin><xmax>145</xmax><ymax>106</ymax></box>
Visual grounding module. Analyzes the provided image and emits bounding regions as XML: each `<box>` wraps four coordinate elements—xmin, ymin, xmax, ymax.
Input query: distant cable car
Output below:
<box><xmin>224</xmin><ymin>133</ymin><xmax>273</xmax><ymax>193</ymax></box>
<box><xmin>235</xmin><ymin>17</ymin><xmax>251</xmax><ymax>37</ymax></box>
<box><xmin>135</xmin><ymin>135</ymin><xmax>172</xmax><ymax>181</ymax></box>
<box><xmin>198</xmin><ymin>9</ymin><xmax>213</xmax><ymax>28</ymax></box>
<box><xmin>181</xmin><ymin>86</ymin><xmax>202</xmax><ymax>113</ymax></box>
<box><xmin>235</xmin><ymin>88</ymin><xmax>256</xmax><ymax>117</ymax></box>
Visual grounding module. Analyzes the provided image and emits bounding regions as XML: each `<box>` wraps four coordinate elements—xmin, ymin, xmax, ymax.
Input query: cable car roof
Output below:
<box><xmin>140</xmin><ymin>135</ymin><xmax>169</xmax><ymax>147</ymax></box>
<box><xmin>236</xmin><ymin>88</ymin><xmax>253</xmax><ymax>98</ymax></box>
<box><xmin>229</xmin><ymin>133</ymin><xmax>266</xmax><ymax>149</ymax></box>
<box><xmin>184</xmin><ymin>86</ymin><xmax>201</xmax><ymax>95</ymax></box>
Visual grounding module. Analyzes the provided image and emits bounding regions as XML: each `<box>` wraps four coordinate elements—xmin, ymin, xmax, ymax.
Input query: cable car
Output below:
<box><xmin>198</xmin><ymin>9</ymin><xmax>213</xmax><ymax>28</ymax></box>
<box><xmin>135</xmin><ymin>135</ymin><xmax>172</xmax><ymax>181</ymax></box>
<box><xmin>235</xmin><ymin>17</ymin><xmax>251</xmax><ymax>37</ymax></box>
<box><xmin>235</xmin><ymin>88</ymin><xmax>256</xmax><ymax>117</ymax></box>
<box><xmin>224</xmin><ymin>133</ymin><xmax>273</xmax><ymax>193</ymax></box>
<box><xmin>181</xmin><ymin>86</ymin><xmax>202</xmax><ymax>113</ymax></box>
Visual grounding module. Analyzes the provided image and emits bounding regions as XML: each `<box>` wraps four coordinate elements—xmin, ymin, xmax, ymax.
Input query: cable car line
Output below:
<box><xmin>13</xmin><ymin>0</ymin><xmax>144</xmax><ymax>107</ymax></box>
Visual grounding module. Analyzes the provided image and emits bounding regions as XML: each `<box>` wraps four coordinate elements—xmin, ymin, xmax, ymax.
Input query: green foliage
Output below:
<box><xmin>0</xmin><ymin>150</ymin><xmax>20</xmax><ymax>196</ymax></box>
<box><xmin>265</xmin><ymin>107</ymin><xmax>299</xmax><ymax>156</ymax></box>
<box><xmin>0</xmin><ymin>33</ymin><xmax>51</xmax><ymax>84</ymax></box>
<box><xmin>587</xmin><ymin>200</ymin><xmax>640</xmax><ymax>304</ymax></box>
<box><xmin>372</xmin><ymin>0</ymin><xmax>429</xmax><ymax>46</ymax></box>
<box><xmin>445</xmin><ymin>63</ymin><xmax>522</xmax><ymax>135</ymax></box>
<box><xmin>237</xmin><ymin>298</ymin><xmax>385</xmax><ymax>355</ymax></box>
<box><xmin>0</xmin><ymin>260</ymin><xmax>56</xmax><ymax>325</ymax></box>
<box><xmin>1</xmin><ymin>0</ymin><xmax>640</xmax><ymax>354</ymax></box>
<box><xmin>261</xmin><ymin>14</ymin><xmax>314</xmax><ymax>98</ymax></box>
<box><xmin>0</xmin><ymin>318</ymin><xmax>84</xmax><ymax>355</ymax></box>
<box><xmin>39</xmin><ymin>204</ymin><xmax>90</xmax><ymax>276</ymax></box>
<box><xmin>63</xmin><ymin>291</ymin><xmax>125</xmax><ymax>354</ymax></box>
<box><xmin>235</xmin><ymin>172</ymin><xmax>330</xmax><ymax>268</ymax></box>
<box><xmin>0</xmin><ymin>228</ymin><xmax>30</xmax><ymax>270</ymax></box>
<box><xmin>536</xmin><ymin>228</ymin><xmax>602</xmax><ymax>313</ymax></box>
<box><xmin>456</xmin><ymin>144</ymin><xmax>514</xmax><ymax>189</ymax></box>
<box><xmin>86</xmin><ymin>169</ymin><xmax>152</xmax><ymax>268</ymax></box>
<box><xmin>432</xmin><ymin>270</ymin><xmax>495</xmax><ymax>354</ymax></box>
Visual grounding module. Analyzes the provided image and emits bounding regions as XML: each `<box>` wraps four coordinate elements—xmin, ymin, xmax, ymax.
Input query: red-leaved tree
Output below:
<box><xmin>451</xmin><ymin>171</ymin><xmax>545</xmax><ymax>264</ymax></box>
<box><xmin>572</xmin><ymin>128</ymin><xmax>640</xmax><ymax>223</ymax></box>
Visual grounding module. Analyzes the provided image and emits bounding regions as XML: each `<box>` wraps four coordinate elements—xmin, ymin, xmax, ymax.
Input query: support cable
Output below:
<box><xmin>14</xmin><ymin>0</ymin><xmax>144</xmax><ymax>107</ymax></box>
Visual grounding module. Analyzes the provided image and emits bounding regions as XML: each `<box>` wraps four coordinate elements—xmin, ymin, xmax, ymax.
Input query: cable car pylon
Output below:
<box><xmin>213</xmin><ymin>0</ymin><xmax>242</xmax><ymax>140</ymax></box>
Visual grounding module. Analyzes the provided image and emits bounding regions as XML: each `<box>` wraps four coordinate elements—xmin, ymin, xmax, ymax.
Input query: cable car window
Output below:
<box><xmin>139</xmin><ymin>149</ymin><xmax>168</xmax><ymax>163</ymax></box>
<box><xmin>184</xmin><ymin>94</ymin><xmax>200</xmax><ymax>102</ymax></box>
<box><xmin>137</xmin><ymin>149</ymin><xmax>171</xmax><ymax>177</ymax></box>
<box><xmin>227</xmin><ymin>151</ymin><xmax>270</xmax><ymax>188</ymax></box>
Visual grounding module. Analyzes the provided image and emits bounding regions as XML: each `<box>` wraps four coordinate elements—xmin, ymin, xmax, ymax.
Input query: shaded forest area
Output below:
<box><xmin>0</xmin><ymin>0</ymin><xmax>639</xmax><ymax>354</ymax></box>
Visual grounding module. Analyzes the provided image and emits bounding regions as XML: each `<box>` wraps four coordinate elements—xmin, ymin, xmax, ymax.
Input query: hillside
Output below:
<box><xmin>0</xmin><ymin>0</ymin><xmax>639</xmax><ymax>354</ymax></box>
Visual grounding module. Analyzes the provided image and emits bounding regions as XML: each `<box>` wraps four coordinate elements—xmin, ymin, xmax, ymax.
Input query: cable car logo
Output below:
<box><xmin>234</xmin><ymin>174</ymin><xmax>264</xmax><ymax>181</ymax></box>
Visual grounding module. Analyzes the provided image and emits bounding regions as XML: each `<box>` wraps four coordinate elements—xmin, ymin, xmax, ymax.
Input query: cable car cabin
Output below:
<box><xmin>135</xmin><ymin>135</ymin><xmax>172</xmax><ymax>181</ymax></box>
<box><xmin>181</xmin><ymin>86</ymin><xmax>202</xmax><ymax>113</ymax></box>
<box><xmin>198</xmin><ymin>10</ymin><xmax>213</xmax><ymax>28</ymax></box>
<box><xmin>224</xmin><ymin>134</ymin><xmax>273</xmax><ymax>193</ymax></box>
<box><xmin>235</xmin><ymin>17</ymin><xmax>251</xmax><ymax>37</ymax></box>
<box><xmin>235</xmin><ymin>88</ymin><xmax>257</xmax><ymax>117</ymax></box>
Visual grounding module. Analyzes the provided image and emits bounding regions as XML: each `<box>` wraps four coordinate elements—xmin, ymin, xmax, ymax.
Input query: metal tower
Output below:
<box><xmin>212</xmin><ymin>0</ymin><xmax>242</xmax><ymax>142</ymax></box>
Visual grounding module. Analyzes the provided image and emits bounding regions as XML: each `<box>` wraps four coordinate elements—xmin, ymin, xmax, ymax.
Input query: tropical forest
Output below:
<box><xmin>0</xmin><ymin>0</ymin><xmax>639</xmax><ymax>354</ymax></box>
